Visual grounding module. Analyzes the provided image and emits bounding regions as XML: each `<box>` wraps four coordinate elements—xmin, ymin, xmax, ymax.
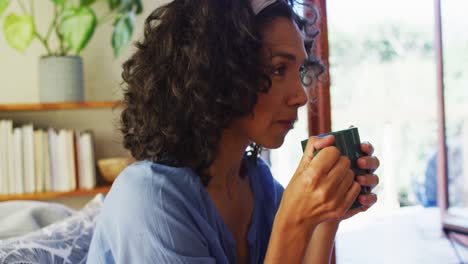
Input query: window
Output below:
<box><xmin>269</xmin><ymin>0</ymin><xmax>440</xmax><ymax>212</ymax></box>
<box><xmin>441</xmin><ymin>0</ymin><xmax>468</xmax><ymax>216</ymax></box>
<box><xmin>327</xmin><ymin>0</ymin><xmax>438</xmax><ymax>211</ymax></box>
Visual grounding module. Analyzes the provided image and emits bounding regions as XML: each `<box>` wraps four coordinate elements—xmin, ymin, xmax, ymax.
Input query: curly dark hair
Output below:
<box><xmin>120</xmin><ymin>0</ymin><xmax>324</xmax><ymax>185</ymax></box>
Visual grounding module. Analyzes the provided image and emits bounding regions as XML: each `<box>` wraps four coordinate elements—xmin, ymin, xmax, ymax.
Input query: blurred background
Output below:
<box><xmin>0</xmin><ymin>0</ymin><xmax>467</xmax><ymax>263</ymax></box>
<box><xmin>268</xmin><ymin>0</ymin><xmax>468</xmax><ymax>262</ymax></box>
<box><xmin>271</xmin><ymin>0</ymin><xmax>467</xmax><ymax>218</ymax></box>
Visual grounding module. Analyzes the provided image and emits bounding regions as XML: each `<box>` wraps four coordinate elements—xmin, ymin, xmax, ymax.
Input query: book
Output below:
<box><xmin>53</xmin><ymin>129</ymin><xmax>77</xmax><ymax>192</ymax></box>
<box><xmin>22</xmin><ymin>124</ymin><xmax>35</xmax><ymax>193</ymax></box>
<box><xmin>48</xmin><ymin>128</ymin><xmax>58</xmax><ymax>192</ymax></box>
<box><xmin>43</xmin><ymin>131</ymin><xmax>52</xmax><ymax>192</ymax></box>
<box><xmin>5</xmin><ymin>120</ymin><xmax>14</xmax><ymax>194</ymax></box>
<box><xmin>13</xmin><ymin>127</ymin><xmax>24</xmax><ymax>194</ymax></box>
<box><xmin>0</xmin><ymin>120</ymin><xmax>16</xmax><ymax>195</ymax></box>
<box><xmin>34</xmin><ymin>130</ymin><xmax>45</xmax><ymax>193</ymax></box>
<box><xmin>56</xmin><ymin>130</ymin><xmax>68</xmax><ymax>192</ymax></box>
<box><xmin>73</xmin><ymin>131</ymin><xmax>80</xmax><ymax>189</ymax></box>
<box><xmin>66</xmin><ymin>130</ymin><xmax>76</xmax><ymax>191</ymax></box>
<box><xmin>0</xmin><ymin>120</ymin><xmax>8</xmax><ymax>195</ymax></box>
<box><xmin>77</xmin><ymin>131</ymin><xmax>96</xmax><ymax>190</ymax></box>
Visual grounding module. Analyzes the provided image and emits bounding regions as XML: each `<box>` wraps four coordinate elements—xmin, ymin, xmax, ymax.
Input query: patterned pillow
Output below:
<box><xmin>0</xmin><ymin>194</ymin><xmax>104</xmax><ymax>264</ymax></box>
<box><xmin>0</xmin><ymin>200</ymin><xmax>75</xmax><ymax>240</ymax></box>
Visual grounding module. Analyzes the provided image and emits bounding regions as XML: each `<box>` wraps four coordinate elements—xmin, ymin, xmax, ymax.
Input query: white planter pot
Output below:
<box><xmin>39</xmin><ymin>56</ymin><xmax>84</xmax><ymax>103</ymax></box>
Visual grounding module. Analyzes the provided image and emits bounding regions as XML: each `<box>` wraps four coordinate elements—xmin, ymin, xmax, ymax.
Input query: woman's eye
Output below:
<box><xmin>271</xmin><ymin>65</ymin><xmax>286</xmax><ymax>76</ymax></box>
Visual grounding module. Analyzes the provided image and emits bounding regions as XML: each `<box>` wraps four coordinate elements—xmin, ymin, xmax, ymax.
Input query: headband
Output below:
<box><xmin>251</xmin><ymin>0</ymin><xmax>277</xmax><ymax>15</ymax></box>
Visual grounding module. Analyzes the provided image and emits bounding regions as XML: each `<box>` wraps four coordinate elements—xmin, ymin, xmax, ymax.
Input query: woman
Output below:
<box><xmin>87</xmin><ymin>0</ymin><xmax>380</xmax><ymax>263</ymax></box>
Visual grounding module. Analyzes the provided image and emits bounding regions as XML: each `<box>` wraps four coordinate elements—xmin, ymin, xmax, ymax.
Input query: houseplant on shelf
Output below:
<box><xmin>0</xmin><ymin>0</ymin><xmax>143</xmax><ymax>103</ymax></box>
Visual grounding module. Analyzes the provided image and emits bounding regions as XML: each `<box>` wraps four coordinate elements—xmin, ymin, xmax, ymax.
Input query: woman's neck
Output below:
<box><xmin>207</xmin><ymin>126</ymin><xmax>250</xmax><ymax>193</ymax></box>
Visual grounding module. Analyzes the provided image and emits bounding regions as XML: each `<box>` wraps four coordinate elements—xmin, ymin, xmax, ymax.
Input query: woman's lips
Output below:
<box><xmin>277</xmin><ymin>119</ymin><xmax>296</xmax><ymax>130</ymax></box>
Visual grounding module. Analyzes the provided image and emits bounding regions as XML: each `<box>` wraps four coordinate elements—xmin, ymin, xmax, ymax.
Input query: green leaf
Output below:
<box><xmin>108</xmin><ymin>0</ymin><xmax>142</xmax><ymax>13</ymax></box>
<box><xmin>51</xmin><ymin>0</ymin><xmax>65</xmax><ymax>6</ymax></box>
<box><xmin>0</xmin><ymin>0</ymin><xmax>9</xmax><ymax>17</ymax></box>
<box><xmin>80</xmin><ymin>0</ymin><xmax>95</xmax><ymax>6</ymax></box>
<box><xmin>59</xmin><ymin>7</ymin><xmax>97</xmax><ymax>54</ymax></box>
<box><xmin>134</xmin><ymin>0</ymin><xmax>142</xmax><ymax>14</ymax></box>
<box><xmin>108</xmin><ymin>0</ymin><xmax>119</xmax><ymax>10</ymax></box>
<box><xmin>3</xmin><ymin>13</ymin><xmax>34</xmax><ymax>52</ymax></box>
<box><xmin>111</xmin><ymin>11</ymin><xmax>133</xmax><ymax>57</ymax></box>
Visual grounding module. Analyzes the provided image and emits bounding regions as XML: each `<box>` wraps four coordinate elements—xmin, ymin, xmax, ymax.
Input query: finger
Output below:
<box><xmin>335</xmin><ymin>167</ymin><xmax>355</xmax><ymax>194</ymax></box>
<box><xmin>342</xmin><ymin>207</ymin><xmax>363</xmax><ymax>219</ymax></box>
<box><xmin>358</xmin><ymin>193</ymin><xmax>378</xmax><ymax>206</ymax></box>
<box><xmin>340</xmin><ymin>182</ymin><xmax>361</xmax><ymax>213</ymax></box>
<box><xmin>357</xmin><ymin>156</ymin><xmax>380</xmax><ymax>171</ymax></box>
<box><xmin>343</xmin><ymin>204</ymin><xmax>371</xmax><ymax>219</ymax></box>
<box><xmin>361</xmin><ymin>141</ymin><xmax>374</xmax><ymax>155</ymax></box>
<box><xmin>335</xmin><ymin>169</ymin><xmax>356</xmax><ymax>205</ymax></box>
<box><xmin>309</xmin><ymin>145</ymin><xmax>341</xmax><ymax>176</ymax></box>
<box><xmin>327</xmin><ymin>156</ymin><xmax>352</xmax><ymax>185</ymax></box>
<box><xmin>359</xmin><ymin>205</ymin><xmax>371</xmax><ymax>213</ymax></box>
<box><xmin>356</xmin><ymin>174</ymin><xmax>379</xmax><ymax>189</ymax></box>
<box><xmin>297</xmin><ymin>135</ymin><xmax>335</xmax><ymax>174</ymax></box>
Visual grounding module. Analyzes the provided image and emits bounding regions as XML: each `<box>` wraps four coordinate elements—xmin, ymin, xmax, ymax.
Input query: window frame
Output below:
<box><xmin>434</xmin><ymin>0</ymin><xmax>468</xmax><ymax>245</ymax></box>
<box><xmin>304</xmin><ymin>0</ymin><xmax>335</xmax><ymax>263</ymax></box>
<box><xmin>305</xmin><ymin>0</ymin><xmax>331</xmax><ymax>137</ymax></box>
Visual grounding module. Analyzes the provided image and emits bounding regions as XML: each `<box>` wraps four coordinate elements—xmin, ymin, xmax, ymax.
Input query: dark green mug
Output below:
<box><xmin>301</xmin><ymin>127</ymin><xmax>370</xmax><ymax>209</ymax></box>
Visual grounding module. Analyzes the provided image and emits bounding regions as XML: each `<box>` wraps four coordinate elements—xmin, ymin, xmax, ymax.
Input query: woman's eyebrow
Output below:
<box><xmin>269</xmin><ymin>52</ymin><xmax>308</xmax><ymax>65</ymax></box>
<box><xmin>269</xmin><ymin>51</ymin><xmax>296</xmax><ymax>61</ymax></box>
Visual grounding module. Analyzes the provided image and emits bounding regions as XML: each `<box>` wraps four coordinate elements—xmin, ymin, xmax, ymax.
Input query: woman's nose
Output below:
<box><xmin>287</xmin><ymin>78</ymin><xmax>308</xmax><ymax>107</ymax></box>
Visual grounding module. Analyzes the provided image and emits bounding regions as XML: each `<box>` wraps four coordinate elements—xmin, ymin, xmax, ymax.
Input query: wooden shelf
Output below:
<box><xmin>0</xmin><ymin>185</ymin><xmax>112</xmax><ymax>202</ymax></box>
<box><xmin>0</xmin><ymin>101</ymin><xmax>122</xmax><ymax>111</ymax></box>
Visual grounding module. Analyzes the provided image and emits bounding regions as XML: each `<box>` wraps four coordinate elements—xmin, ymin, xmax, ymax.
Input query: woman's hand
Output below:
<box><xmin>325</xmin><ymin>141</ymin><xmax>380</xmax><ymax>222</ymax></box>
<box><xmin>266</xmin><ymin>136</ymin><xmax>372</xmax><ymax>264</ymax></box>
<box><xmin>301</xmin><ymin>141</ymin><xmax>381</xmax><ymax>264</ymax></box>
<box><xmin>276</xmin><ymin>135</ymin><xmax>361</xmax><ymax>230</ymax></box>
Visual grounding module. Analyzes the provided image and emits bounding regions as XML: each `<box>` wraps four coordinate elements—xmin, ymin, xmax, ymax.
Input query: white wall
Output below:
<box><xmin>0</xmin><ymin>0</ymin><xmax>169</xmax><ymax>156</ymax></box>
<box><xmin>0</xmin><ymin>0</ymin><xmax>167</xmax><ymax>103</ymax></box>
<box><xmin>0</xmin><ymin>0</ymin><xmax>169</xmax><ymax>207</ymax></box>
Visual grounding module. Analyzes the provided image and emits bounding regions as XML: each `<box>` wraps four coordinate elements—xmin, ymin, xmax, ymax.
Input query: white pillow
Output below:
<box><xmin>0</xmin><ymin>200</ymin><xmax>75</xmax><ymax>239</ymax></box>
<box><xmin>0</xmin><ymin>194</ymin><xmax>104</xmax><ymax>264</ymax></box>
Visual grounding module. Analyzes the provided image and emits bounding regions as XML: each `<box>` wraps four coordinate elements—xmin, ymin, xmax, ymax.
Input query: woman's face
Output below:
<box><xmin>233</xmin><ymin>17</ymin><xmax>309</xmax><ymax>149</ymax></box>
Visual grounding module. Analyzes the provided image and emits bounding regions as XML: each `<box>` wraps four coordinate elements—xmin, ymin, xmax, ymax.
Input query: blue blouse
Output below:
<box><xmin>87</xmin><ymin>158</ymin><xmax>284</xmax><ymax>264</ymax></box>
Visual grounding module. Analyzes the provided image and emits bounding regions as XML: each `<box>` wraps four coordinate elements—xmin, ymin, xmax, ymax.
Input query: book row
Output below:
<box><xmin>0</xmin><ymin>120</ymin><xmax>96</xmax><ymax>196</ymax></box>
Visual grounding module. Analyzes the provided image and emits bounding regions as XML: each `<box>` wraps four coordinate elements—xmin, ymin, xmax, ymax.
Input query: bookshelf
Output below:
<box><xmin>0</xmin><ymin>185</ymin><xmax>112</xmax><ymax>202</ymax></box>
<box><xmin>0</xmin><ymin>101</ymin><xmax>122</xmax><ymax>111</ymax></box>
<box><xmin>0</xmin><ymin>101</ymin><xmax>124</xmax><ymax>203</ymax></box>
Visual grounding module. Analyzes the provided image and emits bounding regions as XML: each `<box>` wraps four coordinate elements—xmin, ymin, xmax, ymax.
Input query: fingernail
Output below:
<box><xmin>359</xmin><ymin>159</ymin><xmax>367</xmax><ymax>167</ymax></box>
<box><xmin>357</xmin><ymin>176</ymin><xmax>366</xmax><ymax>184</ymax></box>
<box><xmin>359</xmin><ymin>195</ymin><xmax>367</xmax><ymax>203</ymax></box>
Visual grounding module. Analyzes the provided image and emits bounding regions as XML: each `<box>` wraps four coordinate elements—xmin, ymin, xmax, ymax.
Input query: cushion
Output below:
<box><xmin>0</xmin><ymin>200</ymin><xmax>75</xmax><ymax>239</ymax></box>
<box><xmin>0</xmin><ymin>194</ymin><xmax>104</xmax><ymax>264</ymax></box>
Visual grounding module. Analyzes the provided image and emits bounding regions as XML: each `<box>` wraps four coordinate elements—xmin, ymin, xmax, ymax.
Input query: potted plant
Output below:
<box><xmin>0</xmin><ymin>0</ymin><xmax>143</xmax><ymax>102</ymax></box>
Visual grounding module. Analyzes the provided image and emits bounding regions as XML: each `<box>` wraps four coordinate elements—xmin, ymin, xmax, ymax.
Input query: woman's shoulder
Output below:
<box><xmin>89</xmin><ymin>161</ymin><xmax>218</xmax><ymax>263</ymax></box>
<box><xmin>114</xmin><ymin>160</ymin><xmax>201</xmax><ymax>189</ymax></box>
<box><xmin>101</xmin><ymin>160</ymin><xmax>206</xmax><ymax>222</ymax></box>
